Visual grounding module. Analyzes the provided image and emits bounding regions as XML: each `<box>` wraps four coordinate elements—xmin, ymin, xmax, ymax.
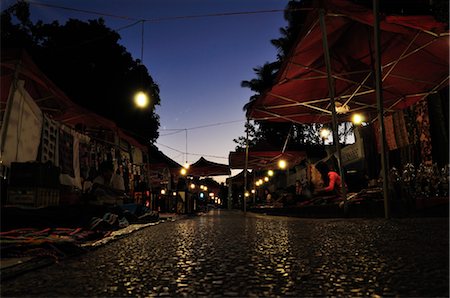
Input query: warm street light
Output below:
<box><xmin>244</xmin><ymin>191</ymin><xmax>250</xmax><ymax>197</ymax></box>
<box><xmin>267</xmin><ymin>170</ymin><xmax>274</xmax><ymax>176</ymax></box>
<box><xmin>172</xmin><ymin>192</ymin><xmax>177</xmax><ymax>196</ymax></box>
<box><xmin>190</xmin><ymin>183</ymin><xmax>196</xmax><ymax>189</ymax></box>
<box><xmin>278</xmin><ymin>160</ymin><xmax>287</xmax><ymax>169</ymax></box>
<box><xmin>319</xmin><ymin>127</ymin><xmax>331</xmax><ymax>139</ymax></box>
<box><xmin>251</xmin><ymin>189</ymin><xmax>255</xmax><ymax>194</ymax></box>
<box><xmin>161</xmin><ymin>189</ymin><xmax>166</xmax><ymax>195</ymax></box>
<box><xmin>352</xmin><ymin>113</ymin><xmax>364</xmax><ymax>125</ymax></box>
<box><xmin>134</xmin><ymin>91</ymin><xmax>149</xmax><ymax>108</ymax></box>
<box><xmin>264</xmin><ymin>176</ymin><xmax>269</xmax><ymax>182</ymax></box>
<box><xmin>180</xmin><ymin>168</ymin><xmax>187</xmax><ymax>176</ymax></box>
<box><xmin>183</xmin><ymin>163</ymin><xmax>190</xmax><ymax>169</ymax></box>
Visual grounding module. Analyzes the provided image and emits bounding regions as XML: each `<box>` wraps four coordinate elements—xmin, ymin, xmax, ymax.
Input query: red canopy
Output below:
<box><xmin>188</xmin><ymin>157</ymin><xmax>231</xmax><ymax>177</ymax></box>
<box><xmin>1</xmin><ymin>49</ymin><xmax>76</xmax><ymax>117</ymax></box>
<box><xmin>1</xmin><ymin>49</ymin><xmax>147</xmax><ymax>152</ymax></box>
<box><xmin>229</xmin><ymin>150</ymin><xmax>306</xmax><ymax>170</ymax></box>
<box><xmin>248</xmin><ymin>0</ymin><xmax>449</xmax><ymax>123</ymax></box>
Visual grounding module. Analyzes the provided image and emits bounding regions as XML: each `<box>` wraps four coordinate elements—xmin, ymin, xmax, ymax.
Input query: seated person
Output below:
<box><xmin>313</xmin><ymin>161</ymin><xmax>346</xmax><ymax>200</ymax></box>
<box><xmin>91</xmin><ymin>161</ymin><xmax>126</xmax><ymax>203</ymax></box>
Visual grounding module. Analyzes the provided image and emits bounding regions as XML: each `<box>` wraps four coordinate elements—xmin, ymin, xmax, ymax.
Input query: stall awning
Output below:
<box><xmin>1</xmin><ymin>49</ymin><xmax>76</xmax><ymax>117</ymax></box>
<box><xmin>188</xmin><ymin>157</ymin><xmax>231</xmax><ymax>177</ymax></box>
<box><xmin>247</xmin><ymin>0</ymin><xmax>449</xmax><ymax>123</ymax></box>
<box><xmin>226</xmin><ymin>169</ymin><xmax>252</xmax><ymax>185</ymax></box>
<box><xmin>229</xmin><ymin>150</ymin><xmax>306</xmax><ymax>170</ymax></box>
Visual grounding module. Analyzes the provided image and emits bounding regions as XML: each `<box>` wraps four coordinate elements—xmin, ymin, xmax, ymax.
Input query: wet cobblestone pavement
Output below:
<box><xmin>1</xmin><ymin>210</ymin><xmax>448</xmax><ymax>297</ymax></box>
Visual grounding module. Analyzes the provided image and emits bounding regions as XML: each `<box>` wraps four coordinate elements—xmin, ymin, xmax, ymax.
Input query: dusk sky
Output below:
<box><xmin>1</xmin><ymin>0</ymin><xmax>290</xmax><ymax>180</ymax></box>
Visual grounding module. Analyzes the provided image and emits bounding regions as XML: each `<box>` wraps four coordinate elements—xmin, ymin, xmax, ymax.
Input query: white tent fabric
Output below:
<box><xmin>0</xmin><ymin>81</ymin><xmax>42</xmax><ymax>167</ymax></box>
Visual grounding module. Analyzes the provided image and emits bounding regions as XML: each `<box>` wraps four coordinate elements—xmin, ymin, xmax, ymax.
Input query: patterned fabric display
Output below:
<box><xmin>59</xmin><ymin>129</ymin><xmax>74</xmax><ymax>176</ymax></box>
<box><xmin>384</xmin><ymin>115</ymin><xmax>397</xmax><ymax>151</ymax></box>
<box><xmin>415</xmin><ymin>100</ymin><xmax>433</xmax><ymax>164</ymax></box>
<box><xmin>41</xmin><ymin>115</ymin><xmax>59</xmax><ymax>166</ymax></box>
<box><xmin>393</xmin><ymin>110</ymin><xmax>410</xmax><ymax>148</ymax></box>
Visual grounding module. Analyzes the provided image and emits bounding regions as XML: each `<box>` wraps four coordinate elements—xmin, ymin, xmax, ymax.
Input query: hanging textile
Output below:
<box><xmin>132</xmin><ymin>147</ymin><xmax>143</xmax><ymax>165</ymax></box>
<box><xmin>0</xmin><ymin>81</ymin><xmax>43</xmax><ymax>167</ymax></box>
<box><xmin>374</xmin><ymin>115</ymin><xmax>398</xmax><ymax>153</ymax></box>
<box><xmin>384</xmin><ymin>115</ymin><xmax>398</xmax><ymax>151</ymax></box>
<box><xmin>59</xmin><ymin>125</ymin><xmax>90</xmax><ymax>189</ymax></box>
<box><xmin>41</xmin><ymin>114</ymin><xmax>59</xmax><ymax>166</ymax></box>
<box><xmin>393</xmin><ymin>110</ymin><xmax>410</xmax><ymax>148</ymax></box>
<box><xmin>415</xmin><ymin>99</ymin><xmax>433</xmax><ymax>164</ymax></box>
<box><xmin>59</xmin><ymin>127</ymin><xmax>74</xmax><ymax>177</ymax></box>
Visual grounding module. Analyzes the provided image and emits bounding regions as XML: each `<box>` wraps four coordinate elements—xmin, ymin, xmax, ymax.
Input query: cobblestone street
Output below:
<box><xmin>2</xmin><ymin>210</ymin><xmax>449</xmax><ymax>297</ymax></box>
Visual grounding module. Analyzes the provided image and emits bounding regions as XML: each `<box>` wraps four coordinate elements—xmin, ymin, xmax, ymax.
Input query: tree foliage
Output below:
<box><xmin>1</xmin><ymin>1</ymin><xmax>161</xmax><ymax>144</ymax></box>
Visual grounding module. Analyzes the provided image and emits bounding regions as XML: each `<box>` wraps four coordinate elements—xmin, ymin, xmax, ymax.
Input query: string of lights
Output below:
<box><xmin>155</xmin><ymin>141</ymin><xmax>228</xmax><ymax>160</ymax></box>
<box><xmin>159</xmin><ymin>119</ymin><xmax>244</xmax><ymax>136</ymax></box>
<box><xmin>26</xmin><ymin>1</ymin><xmax>311</xmax><ymax>23</ymax></box>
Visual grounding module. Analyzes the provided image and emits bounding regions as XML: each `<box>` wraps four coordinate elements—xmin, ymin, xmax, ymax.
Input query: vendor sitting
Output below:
<box><xmin>313</xmin><ymin>161</ymin><xmax>346</xmax><ymax>200</ymax></box>
<box><xmin>91</xmin><ymin>161</ymin><xmax>126</xmax><ymax>204</ymax></box>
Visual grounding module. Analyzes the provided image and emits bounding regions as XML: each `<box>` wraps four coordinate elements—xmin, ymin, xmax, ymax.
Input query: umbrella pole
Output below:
<box><xmin>373</xmin><ymin>0</ymin><xmax>390</xmax><ymax>219</ymax></box>
<box><xmin>319</xmin><ymin>8</ymin><xmax>348</xmax><ymax>214</ymax></box>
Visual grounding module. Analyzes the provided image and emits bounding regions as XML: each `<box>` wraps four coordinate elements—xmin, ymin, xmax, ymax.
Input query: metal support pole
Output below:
<box><xmin>253</xmin><ymin>170</ymin><xmax>256</xmax><ymax>204</ymax></box>
<box><xmin>185</xmin><ymin>129</ymin><xmax>188</xmax><ymax>165</ymax></box>
<box><xmin>373</xmin><ymin>0</ymin><xmax>390</xmax><ymax>218</ymax></box>
<box><xmin>319</xmin><ymin>8</ymin><xmax>348</xmax><ymax>213</ymax></box>
<box><xmin>243</xmin><ymin>118</ymin><xmax>249</xmax><ymax>213</ymax></box>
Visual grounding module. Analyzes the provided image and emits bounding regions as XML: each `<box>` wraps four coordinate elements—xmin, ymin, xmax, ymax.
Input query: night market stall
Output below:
<box><xmin>246</xmin><ymin>0</ymin><xmax>449</xmax><ymax>217</ymax></box>
<box><xmin>0</xmin><ymin>50</ymin><xmax>163</xmax><ymax>267</ymax></box>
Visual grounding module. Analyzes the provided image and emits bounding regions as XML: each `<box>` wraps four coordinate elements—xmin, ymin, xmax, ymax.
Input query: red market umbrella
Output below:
<box><xmin>248</xmin><ymin>0</ymin><xmax>449</xmax><ymax>123</ymax></box>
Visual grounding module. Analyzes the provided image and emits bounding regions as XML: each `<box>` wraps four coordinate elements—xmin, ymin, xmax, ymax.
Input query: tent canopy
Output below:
<box><xmin>1</xmin><ymin>49</ymin><xmax>76</xmax><ymax>117</ymax></box>
<box><xmin>1</xmin><ymin>49</ymin><xmax>147</xmax><ymax>152</ymax></box>
<box><xmin>226</xmin><ymin>169</ymin><xmax>252</xmax><ymax>185</ymax></box>
<box><xmin>188</xmin><ymin>157</ymin><xmax>231</xmax><ymax>177</ymax></box>
<box><xmin>229</xmin><ymin>150</ymin><xmax>306</xmax><ymax>170</ymax></box>
<box><xmin>247</xmin><ymin>0</ymin><xmax>449</xmax><ymax>123</ymax></box>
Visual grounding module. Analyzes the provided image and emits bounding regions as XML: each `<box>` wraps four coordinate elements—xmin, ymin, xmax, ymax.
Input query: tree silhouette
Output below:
<box><xmin>1</xmin><ymin>1</ymin><xmax>160</xmax><ymax>144</ymax></box>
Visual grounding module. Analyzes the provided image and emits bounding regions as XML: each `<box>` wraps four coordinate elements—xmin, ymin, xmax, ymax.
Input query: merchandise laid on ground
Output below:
<box><xmin>0</xmin><ymin>204</ymin><xmax>161</xmax><ymax>280</ymax></box>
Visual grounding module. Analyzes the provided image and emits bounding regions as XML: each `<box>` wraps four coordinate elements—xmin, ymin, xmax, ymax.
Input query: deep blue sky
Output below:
<box><xmin>2</xmin><ymin>0</ymin><xmax>289</xmax><ymax>178</ymax></box>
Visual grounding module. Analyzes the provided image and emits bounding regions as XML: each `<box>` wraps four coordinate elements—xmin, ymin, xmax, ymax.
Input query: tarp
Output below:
<box><xmin>0</xmin><ymin>81</ymin><xmax>42</xmax><ymax>167</ymax></box>
<box><xmin>229</xmin><ymin>150</ymin><xmax>306</xmax><ymax>170</ymax></box>
<box><xmin>188</xmin><ymin>157</ymin><xmax>231</xmax><ymax>177</ymax></box>
<box><xmin>247</xmin><ymin>0</ymin><xmax>449</xmax><ymax>123</ymax></box>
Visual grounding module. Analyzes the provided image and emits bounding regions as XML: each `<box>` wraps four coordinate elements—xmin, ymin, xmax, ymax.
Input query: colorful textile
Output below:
<box><xmin>393</xmin><ymin>110</ymin><xmax>410</xmax><ymax>148</ymax></box>
<box><xmin>415</xmin><ymin>100</ymin><xmax>433</xmax><ymax>164</ymax></box>
<box><xmin>384</xmin><ymin>115</ymin><xmax>398</xmax><ymax>151</ymax></box>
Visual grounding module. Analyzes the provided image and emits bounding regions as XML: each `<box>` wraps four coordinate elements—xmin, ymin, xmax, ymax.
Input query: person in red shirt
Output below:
<box><xmin>314</xmin><ymin>161</ymin><xmax>346</xmax><ymax>198</ymax></box>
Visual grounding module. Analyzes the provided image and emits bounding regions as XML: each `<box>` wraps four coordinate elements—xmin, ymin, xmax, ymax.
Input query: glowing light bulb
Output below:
<box><xmin>134</xmin><ymin>91</ymin><xmax>149</xmax><ymax>108</ymax></box>
<box><xmin>352</xmin><ymin>113</ymin><xmax>364</xmax><ymax>125</ymax></box>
